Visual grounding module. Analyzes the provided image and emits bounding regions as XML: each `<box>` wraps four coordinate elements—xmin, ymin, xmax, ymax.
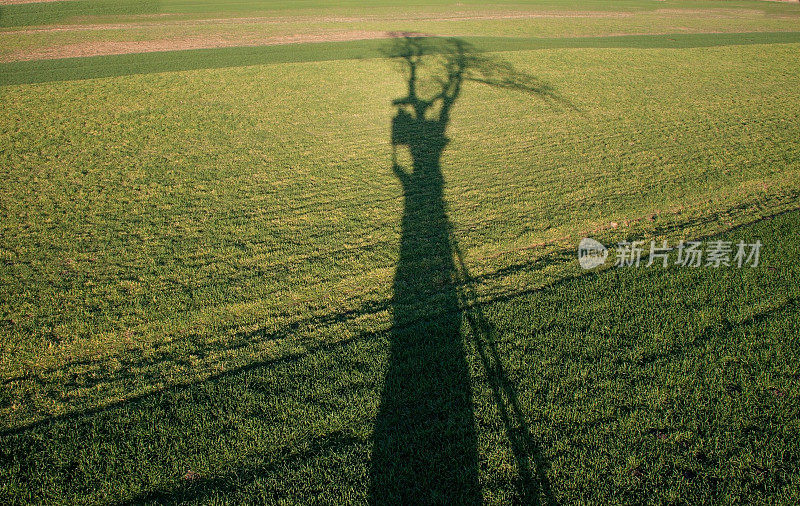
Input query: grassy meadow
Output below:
<box><xmin>1</xmin><ymin>0</ymin><xmax>799</xmax><ymax>503</ymax></box>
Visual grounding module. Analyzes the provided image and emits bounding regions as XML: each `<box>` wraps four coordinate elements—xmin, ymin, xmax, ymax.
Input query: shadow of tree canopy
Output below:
<box><xmin>370</xmin><ymin>35</ymin><xmax>560</xmax><ymax>504</ymax></box>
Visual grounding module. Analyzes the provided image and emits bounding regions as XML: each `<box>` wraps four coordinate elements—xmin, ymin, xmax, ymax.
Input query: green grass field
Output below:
<box><xmin>1</xmin><ymin>0</ymin><xmax>799</xmax><ymax>503</ymax></box>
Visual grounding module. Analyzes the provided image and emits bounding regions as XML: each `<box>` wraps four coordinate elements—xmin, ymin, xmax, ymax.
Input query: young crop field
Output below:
<box><xmin>1</xmin><ymin>0</ymin><xmax>799</xmax><ymax>503</ymax></box>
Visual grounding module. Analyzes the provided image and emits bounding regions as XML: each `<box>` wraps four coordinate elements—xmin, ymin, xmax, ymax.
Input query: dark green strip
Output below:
<box><xmin>0</xmin><ymin>0</ymin><xmax>162</xmax><ymax>28</ymax></box>
<box><xmin>2</xmin><ymin>32</ymin><xmax>799</xmax><ymax>87</ymax></box>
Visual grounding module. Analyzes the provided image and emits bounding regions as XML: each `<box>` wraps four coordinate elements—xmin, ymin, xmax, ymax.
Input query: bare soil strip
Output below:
<box><xmin>3</xmin><ymin>30</ymin><xmax>427</xmax><ymax>62</ymax></box>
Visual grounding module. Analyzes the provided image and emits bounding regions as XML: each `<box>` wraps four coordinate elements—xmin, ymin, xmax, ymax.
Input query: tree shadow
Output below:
<box><xmin>370</xmin><ymin>35</ymin><xmax>561</xmax><ymax>504</ymax></box>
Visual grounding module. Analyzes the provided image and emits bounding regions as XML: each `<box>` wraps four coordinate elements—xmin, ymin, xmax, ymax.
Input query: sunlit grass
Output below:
<box><xmin>2</xmin><ymin>42</ymin><xmax>799</xmax><ymax>428</ymax></box>
<box><xmin>1</xmin><ymin>1</ymin><xmax>799</xmax><ymax>501</ymax></box>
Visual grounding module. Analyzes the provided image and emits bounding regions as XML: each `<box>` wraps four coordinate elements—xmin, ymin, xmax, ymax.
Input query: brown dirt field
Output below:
<box><xmin>2</xmin><ymin>30</ymin><xmax>432</xmax><ymax>62</ymax></box>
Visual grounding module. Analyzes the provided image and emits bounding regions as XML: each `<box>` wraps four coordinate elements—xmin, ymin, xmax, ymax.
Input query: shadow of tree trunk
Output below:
<box><xmin>369</xmin><ymin>127</ymin><xmax>480</xmax><ymax>503</ymax></box>
<box><xmin>371</xmin><ymin>35</ymin><xmax>565</xmax><ymax>504</ymax></box>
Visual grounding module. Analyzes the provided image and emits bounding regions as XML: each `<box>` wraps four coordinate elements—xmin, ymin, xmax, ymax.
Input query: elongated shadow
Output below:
<box><xmin>369</xmin><ymin>35</ymin><xmax>477</xmax><ymax>504</ymax></box>
<box><xmin>370</xmin><ymin>36</ymin><xmax>561</xmax><ymax>503</ymax></box>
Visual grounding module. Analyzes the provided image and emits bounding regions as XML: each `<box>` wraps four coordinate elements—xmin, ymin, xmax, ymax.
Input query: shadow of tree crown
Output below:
<box><xmin>383</xmin><ymin>33</ymin><xmax>566</xmax><ymax>125</ymax></box>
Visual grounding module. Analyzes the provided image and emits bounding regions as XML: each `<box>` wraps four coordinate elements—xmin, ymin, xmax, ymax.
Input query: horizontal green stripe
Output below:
<box><xmin>3</xmin><ymin>0</ymin><xmax>754</xmax><ymax>28</ymax></box>
<box><xmin>2</xmin><ymin>31</ymin><xmax>799</xmax><ymax>86</ymax></box>
<box><xmin>0</xmin><ymin>0</ymin><xmax>161</xmax><ymax>28</ymax></box>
